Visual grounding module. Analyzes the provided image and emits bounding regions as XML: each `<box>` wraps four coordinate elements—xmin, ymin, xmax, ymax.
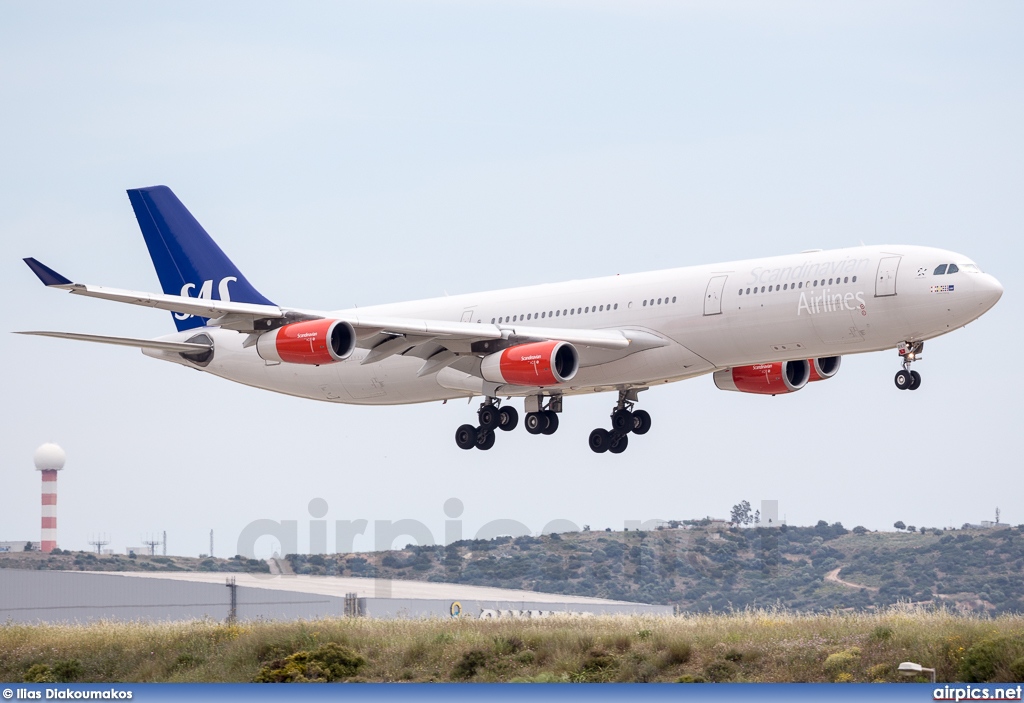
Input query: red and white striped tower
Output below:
<box><xmin>34</xmin><ymin>443</ymin><xmax>66</xmax><ymax>553</ymax></box>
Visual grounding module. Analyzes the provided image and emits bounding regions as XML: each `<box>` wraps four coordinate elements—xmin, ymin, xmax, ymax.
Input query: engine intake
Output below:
<box><xmin>714</xmin><ymin>359</ymin><xmax>810</xmax><ymax>395</ymax></box>
<box><xmin>808</xmin><ymin>356</ymin><xmax>841</xmax><ymax>382</ymax></box>
<box><xmin>256</xmin><ymin>319</ymin><xmax>356</xmax><ymax>365</ymax></box>
<box><xmin>481</xmin><ymin>340</ymin><xmax>578</xmax><ymax>387</ymax></box>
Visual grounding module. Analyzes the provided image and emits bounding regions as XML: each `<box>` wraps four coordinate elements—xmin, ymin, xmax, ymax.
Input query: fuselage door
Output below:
<box><xmin>875</xmin><ymin>256</ymin><xmax>901</xmax><ymax>297</ymax></box>
<box><xmin>704</xmin><ymin>275</ymin><xmax>728</xmax><ymax>316</ymax></box>
<box><xmin>461</xmin><ymin>308</ymin><xmax>475</xmax><ymax>323</ymax></box>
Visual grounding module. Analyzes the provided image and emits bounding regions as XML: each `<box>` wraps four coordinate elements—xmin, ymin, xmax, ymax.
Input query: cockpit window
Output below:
<box><xmin>960</xmin><ymin>263</ymin><xmax>981</xmax><ymax>273</ymax></box>
<box><xmin>933</xmin><ymin>264</ymin><xmax>947</xmax><ymax>275</ymax></box>
<box><xmin>947</xmin><ymin>263</ymin><xmax>959</xmax><ymax>274</ymax></box>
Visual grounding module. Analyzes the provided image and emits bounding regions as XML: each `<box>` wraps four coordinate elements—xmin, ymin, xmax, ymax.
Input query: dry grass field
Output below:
<box><xmin>2</xmin><ymin>606</ymin><xmax>1023</xmax><ymax>683</ymax></box>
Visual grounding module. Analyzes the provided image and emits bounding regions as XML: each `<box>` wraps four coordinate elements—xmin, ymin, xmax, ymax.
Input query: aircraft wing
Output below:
<box><xmin>21</xmin><ymin>258</ymin><xmax>657</xmax><ymax>367</ymax></box>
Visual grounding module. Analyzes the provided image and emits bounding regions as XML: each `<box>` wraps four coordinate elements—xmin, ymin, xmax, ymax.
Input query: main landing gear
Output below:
<box><xmin>455</xmin><ymin>398</ymin><xmax>518</xmax><ymax>451</ymax></box>
<box><xmin>524</xmin><ymin>395</ymin><xmax>561</xmax><ymax>436</ymax></box>
<box><xmin>894</xmin><ymin>341</ymin><xmax>923</xmax><ymax>391</ymax></box>
<box><xmin>589</xmin><ymin>389</ymin><xmax>651</xmax><ymax>455</ymax></box>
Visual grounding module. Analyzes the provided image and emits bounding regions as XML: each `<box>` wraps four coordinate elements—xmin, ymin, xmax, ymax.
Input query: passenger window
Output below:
<box><xmin>852</xmin><ymin>276</ymin><xmax>857</xmax><ymax>283</ymax></box>
<box><xmin>490</xmin><ymin>318</ymin><xmax>495</xmax><ymax>324</ymax></box>
<box><xmin>828</xmin><ymin>278</ymin><xmax>833</xmax><ymax>285</ymax></box>
<box><xmin>614</xmin><ymin>303</ymin><xmax>618</xmax><ymax>310</ymax></box>
<box><xmin>798</xmin><ymin>282</ymin><xmax>803</xmax><ymax>289</ymax></box>
<box><xmin>934</xmin><ymin>264</ymin><xmax>947</xmax><ymax>275</ymax></box>
<box><xmin>948</xmin><ymin>264</ymin><xmax>959</xmax><ymax>274</ymax></box>
<box><xmin>843</xmin><ymin>277</ymin><xmax>848</xmax><ymax>283</ymax></box>
<box><xmin>585</xmin><ymin>307</ymin><xmax>589</xmax><ymax>313</ymax></box>
<box><xmin>672</xmin><ymin>296</ymin><xmax>677</xmax><ymax>303</ymax></box>
<box><xmin>570</xmin><ymin>309</ymin><xmax>574</xmax><ymax>315</ymax></box>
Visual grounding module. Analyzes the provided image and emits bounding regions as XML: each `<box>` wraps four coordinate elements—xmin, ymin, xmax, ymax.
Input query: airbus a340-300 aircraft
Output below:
<box><xmin>20</xmin><ymin>186</ymin><xmax>1003</xmax><ymax>454</ymax></box>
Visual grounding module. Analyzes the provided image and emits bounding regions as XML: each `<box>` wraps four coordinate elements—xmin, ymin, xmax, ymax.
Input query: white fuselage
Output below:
<box><xmin>145</xmin><ymin>245</ymin><xmax>1003</xmax><ymax>405</ymax></box>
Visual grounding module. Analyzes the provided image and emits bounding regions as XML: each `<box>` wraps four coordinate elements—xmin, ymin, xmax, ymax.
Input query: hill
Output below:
<box><xmin>287</xmin><ymin>523</ymin><xmax>1024</xmax><ymax>614</ymax></box>
<box><xmin>0</xmin><ymin>550</ymin><xmax>270</xmax><ymax>574</ymax></box>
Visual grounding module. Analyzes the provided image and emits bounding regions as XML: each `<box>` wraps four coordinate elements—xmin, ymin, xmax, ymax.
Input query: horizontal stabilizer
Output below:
<box><xmin>14</xmin><ymin>331</ymin><xmax>212</xmax><ymax>353</ymax></box>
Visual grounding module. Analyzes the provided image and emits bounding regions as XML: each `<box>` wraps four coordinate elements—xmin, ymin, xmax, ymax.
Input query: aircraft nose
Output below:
<box><xmin>978</xmin><ymin>273</ymin><xmax>1003</xmax><ymax>306</ymax></box>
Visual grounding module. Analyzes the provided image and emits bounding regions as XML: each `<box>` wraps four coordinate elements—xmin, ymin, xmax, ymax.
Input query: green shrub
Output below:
<box><xmin>871</xmin><ymin>626</ymin><xmax>894</xmax><ymax>641</ymax></box>
<box><xmin>254</xmin><ymin>642</ymin><xmax>365</xmax><ymax>683</ymax></box>
<box><xmin>1009</xmin><ymin>658</ymin><xmax>1024</xmax><ymax>683</ymax></box>
<box><xmin>451</xmin><ymin>649</ymin><xmax>488</xmax><ymax>680</ymax></box>
<box><xmin>23</xmin><ymin>664</ymin><xmax>55</xmax><ymax>683</ymax></box>
<box><xmin>676</xmin><ymin>674</ymin><xmax>707</xmax><ymax>683</ymax></box>
<box><xmin>51</xmin><ymin>659</ymin><xmax>83</xmax><ymax>682</ymax></box>
<box><xmin>724</xmin><ymin>648</ymin><xmax>743</xmax><ymax>662</ymax></box>
<box><xmin>960</xmin><ymin>636</ymin><xmax>1024</xmax><ymax>683</ymax></box>
<box><xmin>661</xmin><ymin>642</ymin><xmax>692</xmax><ymax>666</ymax></box>
<box><xmin>703</xmin><ymin>660</ymin><xmax>738</xmax><ymax>682</ymax></box>
<box><xmin>570</xmin><ymin>650</ymin><xmax>616</xmax><ymax>682</ymax></box>
<box><xmin>824</xmin><ymin>648</ymin><xmax>861</xmax><ymax>680</ymax></box>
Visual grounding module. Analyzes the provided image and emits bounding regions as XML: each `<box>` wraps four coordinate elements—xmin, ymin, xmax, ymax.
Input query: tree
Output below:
<box><xmin>907</xmin><ymin>525</ymin><xmax>916</xmax><ymax>533</ymax></box>
<box><xmin>919</xmin><ymin>526</ymin><xmax>927</xmax><ymax>534</ymax></box>
<box><xmin>894</xmin><ymin>521</ymin><xmax>906</xmax><ymax>531</ymax></box>
<box><xmin>730</xmin><ymin>500</ymin><xmax>753</xmax><ymax>526</ymax></box>
<box><xmin>853</xmin><ymin>525</ymin><xmax>868</xmax><ymax>534</ymax></box>
<box><xmin>754</xmin><ymin>510</ymin><xmax>761</xmax><ymax>525</ymax></box>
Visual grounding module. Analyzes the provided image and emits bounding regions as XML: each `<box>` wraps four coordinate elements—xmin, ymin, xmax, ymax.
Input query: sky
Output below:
<box><xmin>1</xmin><ymin>2</ymin><xmax>1022</xmax><ymax>559</ymax></box>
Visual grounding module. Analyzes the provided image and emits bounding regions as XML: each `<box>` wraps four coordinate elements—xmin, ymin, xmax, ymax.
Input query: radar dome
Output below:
<box><xmin>34</xmin><ymin>443</ymin><xmax>66</xmax><ymax>471</ymax></box>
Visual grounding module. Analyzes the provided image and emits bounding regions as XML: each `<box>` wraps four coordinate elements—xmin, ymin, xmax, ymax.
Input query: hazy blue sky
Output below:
<box><xmin>2</xmin><ymin>2</ymin><xmax>1021</xmax><ymax>558</ymax></box>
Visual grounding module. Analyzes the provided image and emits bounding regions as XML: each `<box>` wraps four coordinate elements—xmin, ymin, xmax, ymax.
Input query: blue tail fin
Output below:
<box><xmin>127</xmin><ymin>186</ymin><xmax>274</xmax><ymax>331</ymax></box>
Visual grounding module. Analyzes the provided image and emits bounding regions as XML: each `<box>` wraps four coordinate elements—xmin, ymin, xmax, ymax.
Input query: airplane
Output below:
<box><xmin>19</xmin><ymin>186</ymin><xmax>1003</xmax><ymax>454</ymax></box>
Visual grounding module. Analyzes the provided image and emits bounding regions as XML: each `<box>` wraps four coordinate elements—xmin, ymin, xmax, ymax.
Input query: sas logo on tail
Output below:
<box><xmin>175</xmin><ymin>277</ymin><xmax>236</xmax><ymax>320</ymax></box>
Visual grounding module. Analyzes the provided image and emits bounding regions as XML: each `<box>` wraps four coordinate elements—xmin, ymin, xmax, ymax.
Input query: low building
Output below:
<box><xmin>0</xmin><ymin>571</ymin><xmax>672</xmax><ymax>623</ymax></box>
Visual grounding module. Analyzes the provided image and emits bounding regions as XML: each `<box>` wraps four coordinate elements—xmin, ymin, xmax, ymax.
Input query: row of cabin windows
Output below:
<box><xmin>488</xmin><ymin>296</ymin><xmax>678</xmax><ymax>324</ymax></box>
<box><xmin>737</xmin><ymin>275</ymin><xmax>858</xmax><ymax>296</ymax></box>
<box><xmin>934</xmin><ymin>264</ymin><xmax>959</xmax><ymax>275</ymax></box>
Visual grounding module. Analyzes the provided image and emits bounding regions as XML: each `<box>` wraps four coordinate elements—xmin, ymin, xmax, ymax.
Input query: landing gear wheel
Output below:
<box><xmin>497</xmin><ymin>406</ymin><xmax>519</xmax><ymax>432</ymax></box>
<box><xmin>894</xmin><ymin>369</ymin><xmax>911</xmax><ymax>390</ymax></box>
<box><xmin>525</xmin><ymin>411</ymin><xmax>548</xmax><ymax>435</ymax></box>
<box><xmin>478</xmin><ymin>406</ymin><xmax>499</xmax><ymax>431</ymax></box>
<box><xmin>631</xmin><ymin>409</ymin><xmax>652</xmax><ymax>435</ymax></box>
<box><xmin>589</xmin><ymin>428</ymin><xmax>611</xmax><ymax>453</ymax></box>
<box><xmin>541</xmin><ymin>410</ymin><xmax>559</xmax><ymax>435</ymax></box>
<box><xmin>455</xmin><ymin>424</ymin><xmax>478</xmax><ymax>450</ymax></box>
<box><xmin>611</xmin><ymin>408</ymin><xmax>634</xmax><ymax>434</ymax></box>
<box><xmin>476</xmin><ymin>430</ymin><xmax>495</xmax><ymax>450</ymax></box>
<box><xmin>609</xmin><ymin>433</ymin><xmax>629</xmax><ymax>454</ymax></box>
<box><xmin>909</xmin><ymin>370</ymin><xmax>922</xmax><ymax>391</ymax></box>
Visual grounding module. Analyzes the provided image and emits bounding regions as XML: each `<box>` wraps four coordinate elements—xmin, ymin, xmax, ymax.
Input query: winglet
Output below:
<box><xmin>24</xmin><ymin>258</ymin><xmax>73</xmax><ymax>287</ymax></box>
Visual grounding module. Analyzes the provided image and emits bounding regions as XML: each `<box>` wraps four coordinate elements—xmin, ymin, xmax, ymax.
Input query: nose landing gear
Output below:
<box><xmin>894</xmin><ymin>341</ymin><xmax>923</xmax><ymax>391</ymax></box>
<box><xmin>589</xmin><ymin>388</ymin><xmax>650</xmax><ymax>454</ymax></box>
<box><xmin>455</xmin><ymin>398</ymin><xmax>518</xmax><ymax>451</ymax></box>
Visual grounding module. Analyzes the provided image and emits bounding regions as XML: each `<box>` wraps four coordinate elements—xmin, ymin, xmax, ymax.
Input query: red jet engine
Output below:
<box><xmin>713</xmin><ymin>359</ymin><xmax>811</xmax><ymax>395</ymax></box>
<box><xmin>256</xmin><ymin>319</ymin><xmax>356</xmax><ymax>365</ymax></box>
<box><xmin>808</xmin><ymin>356</ymin><xmax>842</xmax><ymax>382</ymax></box>
<box><xmin>480</xmin><ymin>340</ymin><xmax>579</xmax><ymax>387</ymax></box>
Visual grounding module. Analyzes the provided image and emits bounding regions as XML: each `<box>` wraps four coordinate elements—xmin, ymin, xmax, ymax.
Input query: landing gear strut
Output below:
<box><xmin>589</xmin><ymin>388</ymin><xmax>650</xmax><ymax>454</ymax></box>
<box><xmin>455</xmin><ymin>398</ymin><xmax>518</xmax><ymax>451</ymax></box>
<box><xmin>524</xmin><ymin>395</ymin><xmax>561</xmax><ymax>436</ymax></box>
<box><xmin>894</xmin><ymin>341</ymin><xmax>923</xmax><ymax>391</ymax></box>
